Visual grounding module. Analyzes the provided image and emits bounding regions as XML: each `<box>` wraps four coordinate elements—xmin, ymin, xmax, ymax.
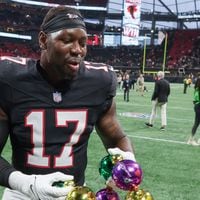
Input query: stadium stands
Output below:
<box><xmin>0</xmin><ymin>1</ymin><xmax>200</xmax><ymax>78</ymax></box>
<box><xmin>168</xmin><ymin>30</ymin><xmax>200</xmax><ymax>69</ymax></box>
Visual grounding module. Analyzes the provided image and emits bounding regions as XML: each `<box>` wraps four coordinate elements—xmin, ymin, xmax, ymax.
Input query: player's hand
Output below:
<box><xmin>107</xmin><ymin>147</ymin><xmax>136</xmax><ymax>161</ymax></box>
<box><xmin>106</xmin><ymin>147</ymin><xmax>136</xmax><ymax>189</ymax></box>
<box><xmin>9</xmin><ymin>171</ymin><xmax>74</xmax><ymax>200</ymax></box>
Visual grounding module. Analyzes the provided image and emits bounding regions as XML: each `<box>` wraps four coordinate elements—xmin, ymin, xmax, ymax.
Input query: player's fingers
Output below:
<box><xmin>105</xmin><ymin>177</ymin><xmax>118</xmax><ymax>190</ymax></box>
<box><xmin>50</xmin><ymin>172</ymin><xmax>74</xmax><ymax>182</ymax></box>
<box><xmin>108</xmin><ymin>147</ymin><xmax>122</xmax><ymax>155</ymax></box>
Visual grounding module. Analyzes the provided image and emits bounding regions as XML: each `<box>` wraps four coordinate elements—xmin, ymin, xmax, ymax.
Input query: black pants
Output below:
<box><xmin>192</xmin><ymin>103</ymin><xmax>200</xmax><ymax>136</ymax></box>
<box><xmin>124</xmin><ymin>89</ymin><xmax>129</xmax><ymax>102</ymax></box>
<box><xmin>183</xmin><ymin>83</ymin><xmax>188</xmax><ymax>94</ymax></box>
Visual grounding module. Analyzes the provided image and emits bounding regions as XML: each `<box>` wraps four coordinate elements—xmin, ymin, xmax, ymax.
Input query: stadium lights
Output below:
<box><xmin>0</xmin><ymin>32</ymin><xmax>32</xmax><ymax>40</ymax></box>
<box><xmin>10</xmin><ymin>0</ymin><xmax>107</xmax><ymax>11</ymax></box>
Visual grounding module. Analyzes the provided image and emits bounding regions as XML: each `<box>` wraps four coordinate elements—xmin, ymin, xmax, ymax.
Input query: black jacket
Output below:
<box><xmin>151</xmin><ymin>78</ymin><xmax>170</xmax><ymax>103</ymax></box>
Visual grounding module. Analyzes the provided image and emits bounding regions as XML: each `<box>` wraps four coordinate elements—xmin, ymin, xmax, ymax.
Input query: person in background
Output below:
<box><xmin>129</xmin><ymin>71</ymin><xmax>136</xmax><ymax>90</ymax></box>
<box><xmin>188</xmin><ymin>74</ymin><xmax>192</xmax><ymax>87</ymax></box>
<box><xmin>122</xmin><ymin>74</ymin><xmax>131</xmax><ymax>102</ymax></box>
<box><xmin>136</xmin><ymin>73</ymin><xmax>145</xmax><ymax>96</ymax></box>
<box><xmin>187</xmin><ymin>78</ymin><xmax>200</xmax><ymax>146</ymax></box>
<box><xmin>0</xmin><ymin>6</ymin><xmax>136</xmax><ymax>200</ymax></box>
<box><xmin>117</xmin><ymin>73</ymin><xmax>122</xmax><ymax>90</ymax></box>
<box><xmin>183</xmin><ymin>75</ymin><xmax>190</xmax><ymax>94</ymax></box>
<box><xmin>145</xmin><ymin>71</ymin><xmax>170</xmax><ymax>131</ymax></box>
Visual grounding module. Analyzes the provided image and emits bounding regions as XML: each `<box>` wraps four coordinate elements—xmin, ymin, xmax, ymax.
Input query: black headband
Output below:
<box><xmin>41</xmin><ymin>13</ymin><xmax>86</xmax><ymax>33</ymax></box>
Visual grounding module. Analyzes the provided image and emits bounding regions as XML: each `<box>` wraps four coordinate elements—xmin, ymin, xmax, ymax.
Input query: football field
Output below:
<box><xmin>1</xmin><ymin>82</ymin><xmax>200</xmax><ymax>200</ymax></box>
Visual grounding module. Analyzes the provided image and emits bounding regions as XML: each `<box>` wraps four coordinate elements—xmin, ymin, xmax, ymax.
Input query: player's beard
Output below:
<box><xmin>45</xmin><ymin>52</ymin><xmax>82</xmax><ymax>80</ymax></box>
<box><xmin>64</xmin><ymin>63</ymin><xmax>80</xmax><ymax>79</ymax></box>
<box><xmin>52</xmin><ymin>62</ymin><xmax>79</xmax><ymax>81</ymax></box>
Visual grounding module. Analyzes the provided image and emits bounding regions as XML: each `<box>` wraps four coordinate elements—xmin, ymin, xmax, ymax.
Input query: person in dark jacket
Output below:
<box><xmin>122</xmin><ymin>74</ymin><xmax>131</xmax><ymax>102</ymax></box>
<box><xmin>145</xmin><ymin>71</ymin><xmax>170</xmax><ymax>130</ymax></box>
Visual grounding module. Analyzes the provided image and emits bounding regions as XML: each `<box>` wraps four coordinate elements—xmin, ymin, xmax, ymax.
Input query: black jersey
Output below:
<box><xmin>0</xmin><ymin>56</ymin><xmax>117</xmax><ymax>185</ymax></box>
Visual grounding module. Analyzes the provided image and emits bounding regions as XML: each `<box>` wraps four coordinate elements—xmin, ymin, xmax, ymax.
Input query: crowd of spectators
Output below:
<box><xmin>86</xmin><ymin>45</ymin><xmax>142</xmax><ymax>69</ymax></box>
<box><xmin>174</xmin><ymin>37</ymin><xmax>200</xmax><ymax>70</ymax></box>
<box><xmin>167</xmin><ymin>30</ymin><xmax>200</xmax><ymax>70</ymax></box>
<box><xmin>0</xmin><ymin>2</ymin><xmax>106</xmax><ymax>34</ymax></box>
<box><xmin>1</xmin><ymin>34</ymin><xmax>200</xmax><ymax>74</ymax></box>
<box><xmin>0</xmin><ymin>37</ymin><xmax>40</xmax><ymax>59</ymax></box>
<box><xmin>0</xmin><ymin>3</ymin><xmax>44</xmax><ymax>33</ymax></box>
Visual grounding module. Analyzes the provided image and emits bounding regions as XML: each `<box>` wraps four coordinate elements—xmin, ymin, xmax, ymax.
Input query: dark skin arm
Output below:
<box><xmin>0</xmin><ymin>107</ymin><xmax>16</xmax><ymax>187</ymax></box>
<box><xmin>0</xmin><ymin>107</ymin><xmax>9</xmax><ymax>154</ymax></box>
<box><xmin>95</xmin><ymin>99</ymin><xmax>135</xmax><ymax>154</ymax></box>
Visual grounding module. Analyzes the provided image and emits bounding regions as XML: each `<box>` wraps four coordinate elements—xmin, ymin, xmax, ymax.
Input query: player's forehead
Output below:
<box><xmin>49</xmin><ymin>28</ymin><xmax>87</xmax><ymax>39</ymax></box>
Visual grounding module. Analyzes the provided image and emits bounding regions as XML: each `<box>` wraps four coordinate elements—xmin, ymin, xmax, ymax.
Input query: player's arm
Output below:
<box><xmin>168</xmin><ymin>83</ymin><xmax>171</xmax><ymax>96</ymax></box>
<box><xmin>95</xmin><ymin>99</ymin><xmax>136</xmax><ymax>188</ymax></box>
<box><xmin>95</xmin><ymin>99</ymin><xmax>135</xmax><ymax>157</ymax></box>
<box><xmin>152</xmin><ymin>82</ymin><xmax>159</xmax><ymax>100</ymax></box>
<box><xmin>0</xmin><ymin>107</ymin><xmax>16</xmax><ymax>188</ymax></box>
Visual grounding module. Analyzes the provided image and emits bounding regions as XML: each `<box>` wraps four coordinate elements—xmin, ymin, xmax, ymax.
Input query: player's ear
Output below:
<box><xmin>38</xmin><ymin>31</ymin><xmax>47</xmax><ymax>50</ymax></box>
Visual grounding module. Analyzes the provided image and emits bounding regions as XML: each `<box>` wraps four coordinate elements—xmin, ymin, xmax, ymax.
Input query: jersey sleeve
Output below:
<box><xmin>0</xmin><ymin>82</ymin><xmax>12</xmax><ymax>114</ymax></box>
<box><xmin>108</xmin><ymin>66</ymin><xmax>117</xmax><ymax>98</ymax></box>
<box><xmin>0</xmin><ymin>61</ymin><xmax>13</xmax><ymax>114</ymax></box>
<box><xmin>0</xmin><ymin>57</ymin><xmax>32</xmax><ymax>114</ymax></box>
<box><xmin>100</xmin><ymin>66</ymin><xmax>117</xmax><ymax>113</ymax></box>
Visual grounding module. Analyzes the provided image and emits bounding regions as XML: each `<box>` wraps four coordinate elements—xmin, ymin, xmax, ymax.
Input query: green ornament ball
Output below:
<box><xmin>99</xmin><ymin>155</ymin><xmax>114</xmax><ymax>180</ymax></box>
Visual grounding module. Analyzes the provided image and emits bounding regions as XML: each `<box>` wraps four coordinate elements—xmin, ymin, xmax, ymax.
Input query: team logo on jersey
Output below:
<box><xmin>53</xmin><ymin>91</ymin><xmax>62</xmax><ymax>103</ymax></box>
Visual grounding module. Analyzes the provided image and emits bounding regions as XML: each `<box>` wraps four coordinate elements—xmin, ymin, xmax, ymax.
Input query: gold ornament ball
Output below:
<box><xmin>64</xmin><ymin>180</ymin><xmax>75</xmax><ymax>187</ymax></box>
<box><xmin>125</xmin><ymin>189</ymin><xmax>145</xmax><ymax>200</ymax></box>
<box><xmin>141</xmin><ymin>192</ymin><xmax>154</xmax><ymax>200</ymax></box>
<box><xmin>66</xmin><ymin>186</ymin><xmax>96</xmax><ymax>200</ymax></box>
<box><xmin>111</xmin><ymin>154</ymin><xmax>123</xmax><ymax>165</ymax></box>
<box><xmin>125</xmin><ymin>189</ymin><xmax>154</xmax><ymax>200</ymax></box>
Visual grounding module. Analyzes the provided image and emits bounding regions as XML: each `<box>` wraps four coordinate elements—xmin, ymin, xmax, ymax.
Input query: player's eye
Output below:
<box><xmin>79</xmin><ymin>39</ymin><xmax>87</xmax><ymax>47</ymax></box>
<box><xmin>63</xmin><ymin>39</ymin><xmax>71</xmax><ymax>44</ymax></box>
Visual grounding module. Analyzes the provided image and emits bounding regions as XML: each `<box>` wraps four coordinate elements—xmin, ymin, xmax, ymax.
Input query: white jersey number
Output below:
<box><xmin>25</xmin><ymin>110</ymin><xmax>87</xmax><ymax>168</ymax></box>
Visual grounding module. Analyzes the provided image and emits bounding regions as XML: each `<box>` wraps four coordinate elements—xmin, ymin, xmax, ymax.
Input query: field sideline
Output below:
<box><xmin>1</xmin><ymin>82</ymin><xmax>200</xmax><ymax>200</ymax></box>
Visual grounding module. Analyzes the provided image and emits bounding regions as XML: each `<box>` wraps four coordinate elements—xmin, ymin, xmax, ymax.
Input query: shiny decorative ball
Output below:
<box><xmin>64</xmin><ymin>180</ymin><xmax>76</xmax><ymax>187</ymax></box>
<box><xmin>52</xmin><ymin>180</ymin><xmax>75</xmax><ymax>187</ymax></box>
<box><xmin>112</xmin><ymin>160</ymin><xmax>143</xmax><ymax>190</ymax></box>
<box><xmin>96</xmin><ymin>188</ymin><xmax>120</xmax><ymax>200</ymax></box>
<box><xmin>99</xmin><ymin>155</ymin><xmax>114</xmax><ymax>180</ymax></box>
<box><xmin>99</xmin><ymin>154</ymin><xmax>124</xmax><ymax>180</ymax></box>
<box><xmin>125</xmin><ymin>189</ymin><xmax>145</xmax><ymax>200</ymax></box>
<box><xmin>125</xmin><ymin>189</ymin><xmax>154</xmax><ymax>200</ymax></box>
<box><xmin>111</xmin><ymin>154</ymin><xmax>123</xmax><ymax>165</ymax></box>
<box><xmin>66</xmin><ymin>186</ymin><xmax>96</xmax><ymax>200</ymax></box>
<box><xmin>142</xmin><ymin>192</ymin><xmax>154</xmax><ymax>200</ymax></box>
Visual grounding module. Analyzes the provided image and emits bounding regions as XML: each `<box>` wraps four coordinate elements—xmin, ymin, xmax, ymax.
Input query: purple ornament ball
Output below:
<box><xmin>112</xmin><ymin>160</ymin><xmax>143</xmax><ymax>191</ymax></box>
<box><xmin>96</xmin><ymin>188</ymin><xmax>120</xmax><ymax>200</ymax></box>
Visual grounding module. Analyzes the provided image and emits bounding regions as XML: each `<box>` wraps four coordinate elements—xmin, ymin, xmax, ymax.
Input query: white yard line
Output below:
<box><xmin>118</xmin><ymin>112</ymin><xmax>193</xmax><ymax>122</ymax></box>
<box><xmin>128</xmin><ymin>134</ymin><xmax>188</xmax><ymax>145</ymax></box>
<box><xmin>117</xmin><ymin>100</ymin><xmax>193</xmax><ymax>110</ymax></box>
<box><xmin>117</xmin><ymin>102</ymin><xmax>192</xmax><ymax>111</ymax></box>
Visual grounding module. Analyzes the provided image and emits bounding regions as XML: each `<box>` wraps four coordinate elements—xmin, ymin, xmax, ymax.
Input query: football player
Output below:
<box><xmin>0</xmin><ymin>6</ymin><xmax>136</xmax><ymax>199</ymax></box>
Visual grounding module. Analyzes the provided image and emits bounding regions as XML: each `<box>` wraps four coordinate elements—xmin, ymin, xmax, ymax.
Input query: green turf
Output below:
<box><xmin>1</xmin><ymin>82</ymin><xmax>200</xmax><ymax>200</ymax></box>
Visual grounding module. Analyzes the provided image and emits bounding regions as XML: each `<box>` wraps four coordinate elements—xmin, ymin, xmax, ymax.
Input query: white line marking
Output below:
<box><xmin>117</xmin><ymin>101</ymin><xmax>193</xmax><ymax>111</ymax></box>
<box><xmin>118</xmin><ymin>112</ymin><xmax>193</xmax><ymax>122</ymax></box>
<box><xmin>128</xmin><ymin>134</ymin><xmax>188</xmax><ymax>145</ymax></box>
